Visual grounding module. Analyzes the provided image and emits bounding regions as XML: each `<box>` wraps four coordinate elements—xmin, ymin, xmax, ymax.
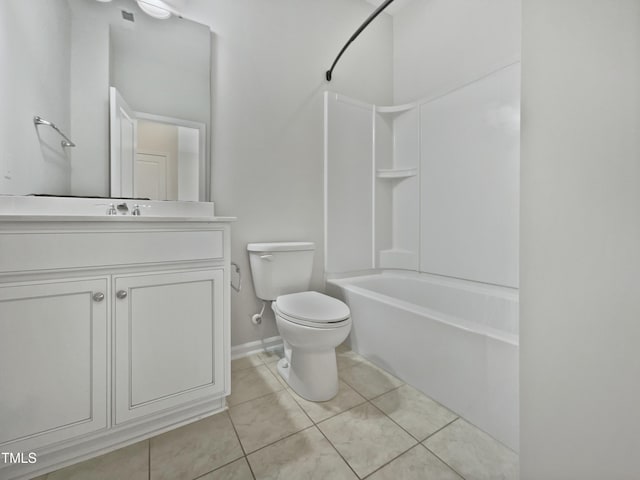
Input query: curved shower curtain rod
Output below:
<box><xmin>325</xmin><ymin>0</ymin><xmax>396</xmax><ymax>82</ymax></box>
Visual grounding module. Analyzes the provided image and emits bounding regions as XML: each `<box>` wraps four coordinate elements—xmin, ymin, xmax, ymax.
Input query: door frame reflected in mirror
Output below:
<box><xmin>109</xmin><ymin>87</ymin><xmax>208</xmax><ymax>201</ymax></box>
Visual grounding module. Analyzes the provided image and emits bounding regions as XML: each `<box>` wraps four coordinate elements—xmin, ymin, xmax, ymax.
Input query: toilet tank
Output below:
<box><xmin>247</xmin><ymin>242</ymin><xmax>315</xmax><ymax>300</ymax></box>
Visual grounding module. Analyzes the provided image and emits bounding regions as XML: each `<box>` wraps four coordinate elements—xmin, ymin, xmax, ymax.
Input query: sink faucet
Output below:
<box><xmin>132</xmin><ymin>204</ymin><xmax>141</xmax><ymax>216</ymax></box>
<box><xmin>107</xmin><ymin>203</ymin><xmax>117</xmax><ymax>215</ymax></box>
<box><xmin>116</xmin><ymin>203</ymin><xmax>129</xmax><ymax>215</ymax></box>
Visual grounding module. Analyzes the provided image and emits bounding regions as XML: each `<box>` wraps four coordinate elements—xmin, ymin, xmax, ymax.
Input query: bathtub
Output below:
<box><xmin>327</xmin><ymin>270</ymin><xmax>519</xmax><ymax>451</ymax></box>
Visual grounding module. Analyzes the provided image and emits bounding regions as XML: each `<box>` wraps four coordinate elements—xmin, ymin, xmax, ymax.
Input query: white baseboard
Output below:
<box><xmin>231</xmin><ymin>335</ymin><xmax>283</xmax><ymax>360</ymax></box>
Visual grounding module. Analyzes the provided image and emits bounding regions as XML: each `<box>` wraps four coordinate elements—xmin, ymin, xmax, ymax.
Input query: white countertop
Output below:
<box><xmin>0</xmin><ymin>196</ymin><xmax>235</xmax><ymax>222</ymax></box>
<box><xmin>0</xmin><ymin>215</ymin><xmax>236</xmax><ymax>222</ymax></box>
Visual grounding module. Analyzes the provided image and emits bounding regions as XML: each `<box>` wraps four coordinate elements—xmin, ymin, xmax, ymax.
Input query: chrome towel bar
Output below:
<box><xmin>33</xmin><ymin>115</ymin><xmax>76</xmax><ymax>148</ymax></box>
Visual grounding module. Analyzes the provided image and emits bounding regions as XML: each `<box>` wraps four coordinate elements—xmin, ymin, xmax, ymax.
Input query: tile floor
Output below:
<box><xmin>34</xmin><ymin>346</ymin><xmax>518</xmax><ymax>480</ymax></box>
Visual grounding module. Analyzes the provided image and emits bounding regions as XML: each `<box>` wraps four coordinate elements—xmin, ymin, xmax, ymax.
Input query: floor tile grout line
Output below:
<box><xmin>307</xmin><ymin>396</ymin><xmax>369</xmax><ymax>425</ymax></box>
<box><xmin>366</xmin><ymin>383</ymin><xmax>404</xmax><ymax>402</ymax></box>
<box><xmin>360</xmin><ymin>442</ymin><xmax>421</xmax><ymax>480</ymax></box>
<box><xmin>315</xmin><ymin>400</ymin><xmax>421</xmax><ymax>480</ymax></box>
<box><xmin>336</xmin><ymin>374</ymin><xmax>372</xmax><ymax>400</ymax></box>
<box><xmin>339</xmin><ymin>357</ymin><xmax>467</xmax><ymax>479</ymax></box>
<box><xmin>313</xmin><ymin>394</ymin><xmax>374</xmax><ymax>428</ymax></box>
<box><xmin>241</xmin><ymin>358</ymin><xmax>371</xmax><ymax>428</ymax></box>
<box><xmin>339</xmin><ymin>353</ymin><xmax>466</xmax><ymax>446</ymax></box>
<box><xmin>230</xmin><ymin>354</ymin><xmax>279</xmax><ymax>373</ymax></box>
<box><xmin>228</xmin><ymin>386</ymin><xmax>285</xmax><ymax>409</ymax></box>
<box><xmin>309</xmin><ymin>389</ymin><xmax>419</xmax><ymax>479</ymax></box>
<box><xmin>243</xmin><ymin>424</ymin><xmax>317</xmax><ymax>458</ymax></box>
<box><xmin>278</xmin><ymin>378</ymin><xmax>366</xmax><ymax>479</ymax></box>
<box><xmin>421</xmin><ymin>416</ymin><xmax>460</xmax><ymax>443</ymax></box>
<box><xmin>284</xmin><ymin>382</ymin><xmax>367</xmax><ymax>426</ymax></box>
<box><xmin>340</xmin><ymin>353</ymin><xmax>465</xmax><ymax>427</ymax></box>
<box><xmin>255</xmin><ymin>359</ymin><xmax>367</xmax><ymax>479</ymax></box>
<box><xmin>227</xmin><ymin>410</ymin><xmax>249</xmax><ymax>458</ymax></box>
<box><xmin>422</xmin><ymin>443</ymin><xmax>468</xmax><ymax>480</ymax></box>
<box><xmin>230</xmin><ymin>364</ymin><xmax>262</xmax><ymax>373</ymax></box>
<box><xmin>360</xmin><ymin>392</ymin><xmax>464</xmax><ymax>464</ymax></box>
<box><xmin>228</xmin><ymin>357</ymin><xmax>288</xmax><ymax>480</ymax></box>
<box><xmin>230</xmin><ymin>356</ymin><xmax>263</xmax><ymax>372</ymax></box>
<box><xmin>226</xmin><ymin>411</ymin><xmax>257</xmax><ymax>480</ymax></box>
<box><xmin>367</xmin><ymin>381</ymin><xmax>459</xmax><ymax>418</ymax></box>
<box><xmin>282</xmin><ymin>385</ymin><xmax>318</xmax><ymax>426</ymax></box>
<box><xmin>245</xmin><ymin>455</ymin><xmax>257</xmax><ymax>480</ymax></box>
<box><xmin>420</xmin><ymin>417</ymin><xmax>469</xmax><ymax>480</ymax></box>
<box><xmin>337</xmin><ymin>361</ymin><xmax>406</xmax><ymax>403</ymax></box>
<box><xmin>191</xmin><ymin>455</ymin><xmax>249</xmax><ymax>480</ymax></box>
<box><xmin>314</xmin><ymin>422</ymin><xmax>364</xmax><ymax>480</ymax></box>
<box><xmin>229</xmin><ymin>366</ymin><xmax>331</xmax><ymax>461</ymax></box>
<box><xmin>373</xmin><ymin>398</ymin><xmax>460</xmax><ymax>445</ymax></box>
<box><xmin>306</xmin><ymin>388</ymin><xmax>465</xmax><ymax>479</ymax></box>
<box><xmin>363</xmin><ymin>397</ymin><xmax>425</xmax><ymax>444</ymax></box>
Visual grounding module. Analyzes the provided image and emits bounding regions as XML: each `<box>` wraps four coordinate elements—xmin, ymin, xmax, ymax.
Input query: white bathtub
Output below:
<box><xmin>327</xmin><ymin>270</ymin><xmax>519</xmax><ymax>451</ymax></box>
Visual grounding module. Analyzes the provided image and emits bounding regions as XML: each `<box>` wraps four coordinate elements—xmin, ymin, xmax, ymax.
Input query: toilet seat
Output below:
<box><xmin>274</xmin><ymin>291</ymin><xmax>350</xmax><ymax>329</ymax></box>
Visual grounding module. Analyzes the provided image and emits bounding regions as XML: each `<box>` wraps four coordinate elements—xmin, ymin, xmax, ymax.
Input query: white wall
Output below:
<box><xmin>520</xmin><ymin>1</ymin><xmax>640</xmax><ymax>478</ymax></box>
<box><xmin>0</xmin><ymin>0</ymin><xmax>71</xmax><ymax>195</ymax></box>
<box><xmin>393</xmin><ymin>0</ymin><xmax>521</xmax><ymax>104</ymax></box>
<box><xmin>183</xmin><ymin>0</ymin><xmax>393</xmax><ymax>346</ymax></box>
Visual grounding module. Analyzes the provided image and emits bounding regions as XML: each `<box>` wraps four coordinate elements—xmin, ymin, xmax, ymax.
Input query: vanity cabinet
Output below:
<box><xmin>113</xmin><ymin>269</ymin><xmax>225</xmax><ymax>423</ymax></box>
<box><xmin>0</xmin><ymin>277</ymin><xmax>109</xmax><ymax>453</ymax></box>
<box><xmin>0</xmin><ymin>216</ymin><xmax>233</xmax><ymax>480</ymax></box>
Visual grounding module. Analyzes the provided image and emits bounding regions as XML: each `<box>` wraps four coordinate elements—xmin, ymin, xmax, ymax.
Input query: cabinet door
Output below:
<box><xmin>0</xmin><ymin>278</ymin><xmax>108</xmax><ymax>452</ymax></box>
<box><xmin>114</xmin><ymin>269</ymin><xmax>224</xmax><ymax>424</ymax></box>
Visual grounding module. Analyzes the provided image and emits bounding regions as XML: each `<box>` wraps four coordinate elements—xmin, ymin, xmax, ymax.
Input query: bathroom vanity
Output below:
<box><xmin>0</xmin><ymin>196</ymin><xmax>235</xmax><ymax>480</ymax></box>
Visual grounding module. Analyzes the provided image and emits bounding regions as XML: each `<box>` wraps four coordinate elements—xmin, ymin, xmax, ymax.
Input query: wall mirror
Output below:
<box><xmin>0</xmin><ymin>0</ymin><xmax>211</xmax><ymax>200</ymax></box>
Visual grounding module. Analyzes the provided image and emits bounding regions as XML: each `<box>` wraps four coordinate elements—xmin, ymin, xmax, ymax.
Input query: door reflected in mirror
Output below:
<box><xmin>136</xmin><ymin>120</ymin><xmax>200</xmax><ymax>201</ymax></box>
<box><xmin>110</xmin><ymin>87</ymin><xmax>205</xmax><ymax>201</ymax></box>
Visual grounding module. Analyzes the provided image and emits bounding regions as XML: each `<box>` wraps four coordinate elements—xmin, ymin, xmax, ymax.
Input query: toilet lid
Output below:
<box><xmin>275</xmin><ymin>291</ymin><xmax>350</xmax><ymax>324</ymax></box>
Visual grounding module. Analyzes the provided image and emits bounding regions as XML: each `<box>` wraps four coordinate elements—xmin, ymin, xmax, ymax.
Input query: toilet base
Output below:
<box><xmin>277</xmin><ymin>348</ymin><xmax>339</xmax><ymax>402</ymax></box>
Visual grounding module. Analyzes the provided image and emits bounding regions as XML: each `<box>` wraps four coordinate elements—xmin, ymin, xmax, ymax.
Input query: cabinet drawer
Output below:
<box><xmin>0</xmin><ymin>228</ymin><xmax>223</xmax><ymax>273</ymax></box>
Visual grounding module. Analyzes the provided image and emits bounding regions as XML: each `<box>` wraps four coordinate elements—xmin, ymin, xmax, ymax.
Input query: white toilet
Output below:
<box><xmin>247</xmin><ymin>242</ymin><xmax>351</xmax><ymax>401</ymax></box>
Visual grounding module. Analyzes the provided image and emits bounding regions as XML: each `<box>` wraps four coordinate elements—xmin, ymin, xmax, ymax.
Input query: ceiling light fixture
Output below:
<box><xmin>136</xmin><ymin>0</ymin><xmax>178</xmax><ymax>20</ymax></box>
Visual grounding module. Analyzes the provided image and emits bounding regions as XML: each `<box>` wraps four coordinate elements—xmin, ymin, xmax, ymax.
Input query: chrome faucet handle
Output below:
<box><xmin>132</xmin><ymin>204</ymin><xmax>141</xmax><ymax>216</ymax></box>
<box><xmin>116</xmin><ymin>202</ymin><xmax>129</xmax><ymax>214</ymax></box>
<box><xmin>107</xmin><ymin>203</ymin><xmax>117</xmax><ymax>215</ymax></box>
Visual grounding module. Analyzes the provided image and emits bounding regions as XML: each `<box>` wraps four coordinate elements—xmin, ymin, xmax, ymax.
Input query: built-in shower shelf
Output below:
<box><xmin>376</xmin><ymin>102</ymin><xmax>417</xmax><ymax>114</ymax></box>
<box><xmin>376</xmin><ymin>168</ymin><xmax>418</xmax><ymax>179</ymax></box>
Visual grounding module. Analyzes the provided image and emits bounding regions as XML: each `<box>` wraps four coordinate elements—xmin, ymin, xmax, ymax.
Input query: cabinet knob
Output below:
<box><xmin>93</xmin><ymin>292</ymin><xmax>105</xmax><ymax>302</ymax></box>
<box><xmin>116</xmin><ymin>290</ymin><xmax>128</xmax><ymax>299</ymax></box>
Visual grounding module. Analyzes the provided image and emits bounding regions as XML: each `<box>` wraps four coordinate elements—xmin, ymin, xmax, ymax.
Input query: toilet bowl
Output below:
<box><xmin>273</xmin><ymin>291</ymin><xmax>351</xmax><ymax>401</ymax></box>
<box><xmin>246</xmin><ymin>242</ymin><xmax>351</xmax><ymax>402</ymax></box>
